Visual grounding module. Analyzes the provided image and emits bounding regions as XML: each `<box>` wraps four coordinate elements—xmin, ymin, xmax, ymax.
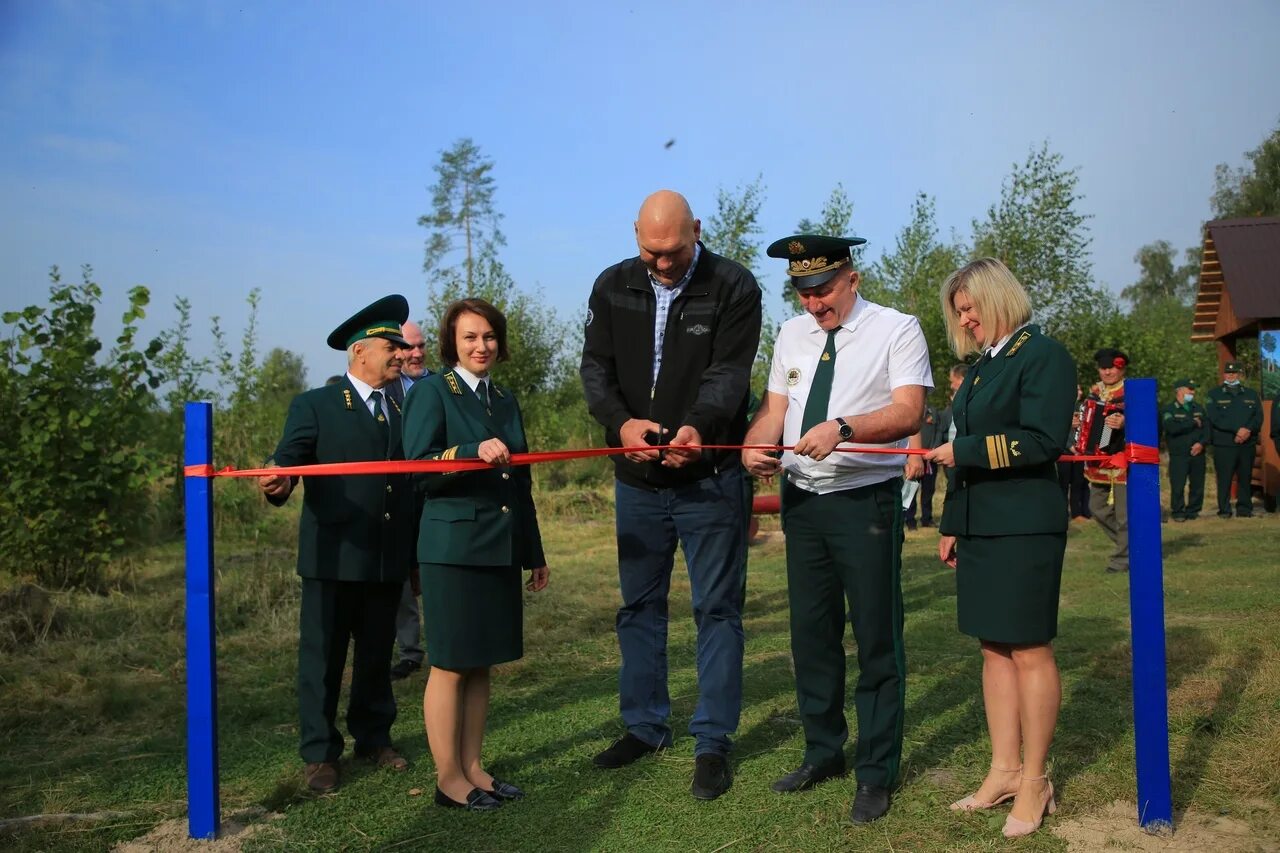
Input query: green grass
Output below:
<box><xmin>1</xmin><ymin>487</ymin><xmax>1278</xmax><ymax>851</ymax></box>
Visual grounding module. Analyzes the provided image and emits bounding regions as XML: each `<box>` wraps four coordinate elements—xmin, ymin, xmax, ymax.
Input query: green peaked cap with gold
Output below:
<box><xmin>766</xmin><ymin>234</ymin><xmax>867</xmax><ymax>290</ymax></box>
<box><xmin>326</xmin><ymin>294</ymin><xmax>410</xmax><ymax>351</ymax></box>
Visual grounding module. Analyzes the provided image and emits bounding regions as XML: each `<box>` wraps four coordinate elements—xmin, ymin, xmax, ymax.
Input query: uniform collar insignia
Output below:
<box><xmin>1004</xmin><ymin>329</ymin><xmax>1032</xmax><ymax>358</ymax></box>
<box><xmin>444</xmin><ymin>371</ymin><xmax>463</xmax><ymax>396</ymax></box>
<box><xmin>342</xmin><ymin>388</ymin><xmax>353</xmax><ymax>410</ymax></box>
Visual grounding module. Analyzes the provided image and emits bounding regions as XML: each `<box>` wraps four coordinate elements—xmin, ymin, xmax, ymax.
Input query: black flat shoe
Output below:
<box><xmin>771</xmin><ymin>760</ymin><xmax>846</xmax><ymax>793</ymax></box>
<box><xmin>849</xmin><ymin>782</ymin><xmax>891</xmax><ymax>824</ymax></box>
<box><xmin>434</xmin><ymin>786</ymin><xmax>502</xmax><ymax>811</ymax></box>
<box><xmin>485</xmin><ymin>777</ymin><xmax>525</xmax><ymax>801</ymax></box>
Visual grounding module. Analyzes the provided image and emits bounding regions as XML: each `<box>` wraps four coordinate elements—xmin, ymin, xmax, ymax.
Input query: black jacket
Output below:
<box><xmin>580</xmin><ymin>245</ymin><xmax>762</xmax><ymax>489</ymax></box>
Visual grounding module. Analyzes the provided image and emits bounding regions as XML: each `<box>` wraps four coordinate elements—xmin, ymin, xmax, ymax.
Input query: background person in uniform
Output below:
<box><xmin>925</xmin><ymin>258</ymin><xmax>1076</xmax><ymax>840</ymax></box>
<box><xmin>258</xmin><ymin>294</ymin><xmax>416</xmax><ymax>793</ymax></box>
<box><xmin>903</xmin><ymin>402</ymin><xmax>944</xmax><ymax>530</ymax></box>
<box><xmin>1206</xmin><ymin>361</ymin><xmax>1263</xmax><ymax>518</ymax></box>
<box><xmin>1084</xmin><ymin>349</ymin><xmax>1128</xmax><ymax>573</ymax></box>
<box><xmin>1162</xmin><ymin>379</ymin><xmax>1209</xmax><ymax>522</ymax></box>
<box><xmin>401</xmin><ymin>298</ymin><xmax>550</xmax><ymax>811</ymax></box>
<box><xmin>580</xmin><ymin>189</ymin><xmax>761</xmax><ymax>801</ymax></box>
<box><xmin>742</xmin><ymin>234</ymin><xmax>930</xmax><ymax>824</ymax></box>
<box><xmin>388</xmin><ymin>320</ymin><xmax>430</xmax><ymax>681</ymax></box>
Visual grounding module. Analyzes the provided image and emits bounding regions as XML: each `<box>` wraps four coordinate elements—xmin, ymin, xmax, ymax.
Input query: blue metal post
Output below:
<box><xmin>184</xmin><ymin>402</ymin><xmax>220</xmax><ymax>839</ymax></box>
<box><xmin>1124</xmin><ymin>378</ymin><xmax>1173</xmax><ymax>833</ymax></box>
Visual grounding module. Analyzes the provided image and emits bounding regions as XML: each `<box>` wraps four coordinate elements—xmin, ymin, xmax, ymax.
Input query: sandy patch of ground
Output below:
<box><xmin>112</xmin><ymin>808</ymin><xmax>282</xmax><ymax>853</ymax></box>
<box><xmin>1053</xmin><ymin>800</ymin><xmax>1279</xmax><ymax>852</ymax></box>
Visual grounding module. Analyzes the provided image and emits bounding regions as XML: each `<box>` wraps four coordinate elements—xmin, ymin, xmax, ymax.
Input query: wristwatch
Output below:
<box><xmin>835</xmin><ymin>417</ymin><xmax>853</xmax><ymax>441</ymax></box>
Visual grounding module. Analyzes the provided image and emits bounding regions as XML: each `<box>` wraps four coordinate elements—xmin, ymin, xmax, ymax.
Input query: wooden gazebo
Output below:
<box><xmin>1192</xmin><ymin>216</ymin><xmax>1280</xmax><ymax>506</ymax></box>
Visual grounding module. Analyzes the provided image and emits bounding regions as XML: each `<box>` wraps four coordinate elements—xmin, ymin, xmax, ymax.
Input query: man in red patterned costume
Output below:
<box><xmin>1083</xmin><ymin>349</ymin><xmax>1127</xmax><ymax>574</ymax></box>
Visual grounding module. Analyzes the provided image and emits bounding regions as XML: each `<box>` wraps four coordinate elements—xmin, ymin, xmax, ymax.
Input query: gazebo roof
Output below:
<box><xmin>1192</xmin><ymin>217</ymin><xmax>1280</xmax><ymax>342</ymax></box>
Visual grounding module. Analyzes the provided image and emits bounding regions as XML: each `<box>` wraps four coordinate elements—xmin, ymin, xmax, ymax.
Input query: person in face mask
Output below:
<box><xmin>1161</xmin><ymin>379</ymin><xmax>1209</xmax><ymax>521</ymax></box>
<box><xmin>1205</xmin><ymin>361</ymin><xmax>1263</xmax><ymax>518</ymax></box>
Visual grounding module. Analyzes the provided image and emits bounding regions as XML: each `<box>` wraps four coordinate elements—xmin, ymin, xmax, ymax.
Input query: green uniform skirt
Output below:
<box><xmin>420</xmin><ymin>562</ymin><xmax>522</xmax><ymax>670</ymax></box>
<box><xmin>955</xmin><ymin>533</ymin><xmax>1065</xmax><ymax>644</ymax></box>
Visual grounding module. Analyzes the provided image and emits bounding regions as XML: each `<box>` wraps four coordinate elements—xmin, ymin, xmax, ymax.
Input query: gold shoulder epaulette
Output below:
<box><xmin>444</xmin><ymin>372</ymin><xmax>463</xmax><ymax>396</ymax></box>
<box><xmin>1004</xmin><ymin>330</ymin><xmax>1032</xmax><ymax>358</ymax></box>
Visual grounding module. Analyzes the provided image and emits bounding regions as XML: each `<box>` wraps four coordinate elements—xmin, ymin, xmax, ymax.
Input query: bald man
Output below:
<box><xmin>388</xmin><ymin>320</ymin><xmax>430</xmax><ymax>680</ymax></box>
<box><xmin>581</xmin><ymin>190</ymin><xmax>762</xmax><ymax>800</ymax></box>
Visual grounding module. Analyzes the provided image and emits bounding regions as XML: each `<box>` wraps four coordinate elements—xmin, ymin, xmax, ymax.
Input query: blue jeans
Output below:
<box><xmin>613</xmin><ymin>466</ymin><xmax>747</xmax><ymax>756</ymax></box>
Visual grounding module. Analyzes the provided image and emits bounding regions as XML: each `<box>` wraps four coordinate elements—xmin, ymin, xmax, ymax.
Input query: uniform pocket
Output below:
<box><xmin>422</xmin><ymin>499</ymin><xmax>476</xmax><ymax>522</ymax></box>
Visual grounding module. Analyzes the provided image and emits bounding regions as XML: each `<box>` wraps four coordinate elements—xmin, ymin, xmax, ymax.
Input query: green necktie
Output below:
<box><xmin>477</xmin><ymin>379</ymin><xmax>491</xmax><ymax>413</ymax></box>
<box><xmin>369</xmin><ymin>390</ymin><xmax>389</xmax><ymax>445</ymax></box>
<box><xmin>801</xmin><ymin>330</ymin><xmax>838</xmax><ymax>434</ymax></box>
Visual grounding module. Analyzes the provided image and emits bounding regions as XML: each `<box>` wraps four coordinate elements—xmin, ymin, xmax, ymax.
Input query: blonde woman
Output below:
<box><xmin>924</xmin><ymin>259</ymin><xmax>1075</xmax><ymax>838</ymax></box>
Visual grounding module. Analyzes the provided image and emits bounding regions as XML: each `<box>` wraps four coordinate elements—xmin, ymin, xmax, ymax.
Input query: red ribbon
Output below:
<box><xmin>184</xmin><ymin>443</ymin><xmax>1116</xmax><ymax>478</ymax></box>
<box><xmin>1098</xmin><ymin>442</ymin><xmax>1160</xmax><ymax>470</ymax></box>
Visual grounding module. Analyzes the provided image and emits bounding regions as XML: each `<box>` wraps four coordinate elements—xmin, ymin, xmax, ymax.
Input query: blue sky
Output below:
<box><xmin>2</xmin><ymin>0</ymin><xmax>1278</xmax><ymax>384</ymax></box>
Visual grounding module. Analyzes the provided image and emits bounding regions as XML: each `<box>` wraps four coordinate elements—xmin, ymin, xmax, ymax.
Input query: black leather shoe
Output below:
<box><xmin>485</xmin><ymin>777</ymin><xmax>525</xmax><ymax>801</ymax></box>
<box><xmin>691</xmin><ymin>753</ymin><xmax>732</xmax><ymax>800</ymax></box>
<box><xmin>390</xmin><ymin>659</ymin><xmax>422</xmax><ymax>681</ymax></box>
<box><xmin>593</xmin><ymin>733</ymin><xmax>663</xmax><ymax>769</ymax></box>
<box><xmin>771</xmin><ymin>760</ymin><xmax>846</xmax><ymax>793</ymax></box>
<box><xmin>849</xmin><ymin>782</ymin><xmax>891</xmax><ymax>824</ymax></box>
<box><xmin>434</xmin><ymin>786</ymin><xmax>502</xmax><ymax>811</ymax></box>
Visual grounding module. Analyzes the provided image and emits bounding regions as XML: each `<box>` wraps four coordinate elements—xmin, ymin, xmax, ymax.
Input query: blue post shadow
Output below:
<box><xmin>1124</xmin><ymin>378</ymin><xmax>1173</xmax><ymax>833</ymax></box>
<box><xmin>184</xmin><ymin>402</ymin><xmax>220</xmax><ymax>839</ymax></box>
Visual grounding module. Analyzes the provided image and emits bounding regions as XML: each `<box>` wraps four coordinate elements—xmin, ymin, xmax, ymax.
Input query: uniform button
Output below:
<box><xmin>501</xmin><ymin>506</ymin><xmax>510</xmax><ymax>513</ymax></box>
<box><xmin>383</xmin><ymin>512</ymin><xmax>391</xmax><ymax>521</ymax></box>
<box><xmin>501</xmin><ymin>472</ymin><xmax>510</xmax><ymax>480</ymax></box>
<box><xmin>386</xmin><ymin>484</ymin><xmax>393</xmax><ymax>493</ymax></box>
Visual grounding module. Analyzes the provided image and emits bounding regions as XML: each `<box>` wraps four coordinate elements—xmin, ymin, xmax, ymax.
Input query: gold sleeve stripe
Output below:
<box><xmin>986</xmin><ymin>434</ymin><xmax>1013</xmax><ymax>468</ymax></box>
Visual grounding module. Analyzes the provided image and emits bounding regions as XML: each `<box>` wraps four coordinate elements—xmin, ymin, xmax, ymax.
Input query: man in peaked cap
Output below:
<box><xmin>1161</xmin><ymin>378</ymin><xmax>1209</xmax><ymax>522</ymax></box>
<box><xmin>742</xmin><ymin>234</ymin><xmax>932</xmax><ymax>824</ymax></box>
<box><xmin>1084</xmin><ymin>348</ymin><xmax>1129</xmax><ymax>573</ymax></box>
<box><xmin>1205</xmin><ymin>361</ymin><xmax>1263</xmax><ymax>518</ymax></box>
<box><xmin>259</xmin><ymin>294</ymin><xmax>416</xmax><ymax>792</ymax></box>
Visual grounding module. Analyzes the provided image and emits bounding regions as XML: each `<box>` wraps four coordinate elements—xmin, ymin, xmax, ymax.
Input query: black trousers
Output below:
<box><xmin>903</xmin><ymin>468</ymin><xmax>937</xmax><ymax>525</ymax></box>
<box><xmin>1213</xmin><ymin>444</ymin><xmax>1257</xmax><ymax>516</ymax></box>
<box><xmin>298</xmin><ymin>578</ymin><xmax>402</xmax><ymax>763</ymax></box>
<box><xmin>1057</xmin><ymin>461</ymin><xmax>1090</xmax><ymax>518</ymax></box>
<box><xmin>1167</xmin><ymin>452</ymin><xmax>1205</xmax><ymax>518</ymax></box>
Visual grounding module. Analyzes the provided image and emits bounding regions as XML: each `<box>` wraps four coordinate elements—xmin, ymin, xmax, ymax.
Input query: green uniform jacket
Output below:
<box><xmin>1161</xmin><ymin>400</ymin><xmax>1209</xmax><ymax>455</ymax></box>
<box><xmin>1205</xmin><ymin>383</ymin><xmax>1263</xmax><ymax>446</ymax></box>
<box><xmin>940</xmin><ymin>326</ymin><xmax>1076</xmax><ymax>537</ymax></box>
<box><xmin>268</xmin><ymin>377</ymin><xmax>414</xmax><ymax>583</ymax></box>
<box><xmin>401</xmin><ymin>369</ymin><xmax>546</xmax><ymax>571</ymax></box>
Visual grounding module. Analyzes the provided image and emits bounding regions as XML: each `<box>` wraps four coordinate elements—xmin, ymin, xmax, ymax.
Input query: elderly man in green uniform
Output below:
<box><xmin>743</xmin><ymin>235</ymin><xmax>931</xmax><ymax>824</ymax></box>
<box><xmin>1162</xmin><ymin>379</ymin><xmax>1209</xmax><ymax>522</ymax></box>
<box><xmin>1206</xmin><ymin>361</ymin><xmax>1263</xmax><ymax>518</ymax></box>
<box><xmin>259</xmin><ymin>295</ymin><xmax>417</xmax><ymax>792</ymax></box>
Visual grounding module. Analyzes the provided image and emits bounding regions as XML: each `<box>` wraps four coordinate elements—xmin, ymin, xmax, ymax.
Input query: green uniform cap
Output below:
<box><xmin>326</xmin><ymin>294</ymin><xmax>410</xmax><ymax>351</ymax></box>
<box><xmin>766</xmin><ymin>234</ymin><xmax>867</xmax><ymax>290</ymax></box>
<box><xmin>1223</xmin><ymin>361</ymin><xmax>1244</xmax><ymax>373</ymax></box>
<box><xmin>1173</xmin><ymin>378</ymin><xmax>1197</xmax><ymax>390</ymax></box>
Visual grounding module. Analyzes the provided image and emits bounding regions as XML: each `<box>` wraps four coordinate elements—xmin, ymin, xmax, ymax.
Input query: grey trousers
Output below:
<box><xmin>395</xmin><ymin>579</ymin><xmax>424</xmax><ymax>664</ymax></box>
<box><xmin>1088</xmin><ymin>481</ymin><xmax>1128</xmax><ymax>572</ymax></box>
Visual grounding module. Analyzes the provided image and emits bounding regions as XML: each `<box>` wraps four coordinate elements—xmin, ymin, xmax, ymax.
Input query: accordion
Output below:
<box><xmin>1075</xmin><ymin>397</ymin><xmax>1122</xmax><ymax>455</ymax></box>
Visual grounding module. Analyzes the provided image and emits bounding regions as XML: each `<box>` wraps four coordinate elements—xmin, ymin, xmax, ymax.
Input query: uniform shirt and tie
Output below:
<box><xmin>769</xmin><ymin>296</ymin><xmax>934</xmax><ymax>493</ymax></box>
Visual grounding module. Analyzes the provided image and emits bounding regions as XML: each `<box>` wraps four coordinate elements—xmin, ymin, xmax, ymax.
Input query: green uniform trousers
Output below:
<box><xmin>781</xmin><ymin>477</ymin><xmax>905</xmax><ymax>788</ymax></box>
<box><xmin>298</xmin><ymin>578</ymin><xmax>401</xmax><ymax>763</ymax></box>
<box><xmin>1212</xmin><ymin>444</ymin><xmax>1256</xmax><ymax>517</ymax></box>
<box><xmin>1167</xmin><ymin>453</ymin><xmax>1205</xmax><ymax>519</ymax></box>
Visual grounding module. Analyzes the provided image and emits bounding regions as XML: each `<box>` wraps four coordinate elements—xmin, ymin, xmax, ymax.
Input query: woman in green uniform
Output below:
<box><xmin>925</xmin><ymin>259</ymin><xmax>1075</xmax><ymax>839</ymax></box>
<box><xmin>402</xmin><ymin>298</ymin><xmax>550</xmax><ymax>811</ymax></box>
